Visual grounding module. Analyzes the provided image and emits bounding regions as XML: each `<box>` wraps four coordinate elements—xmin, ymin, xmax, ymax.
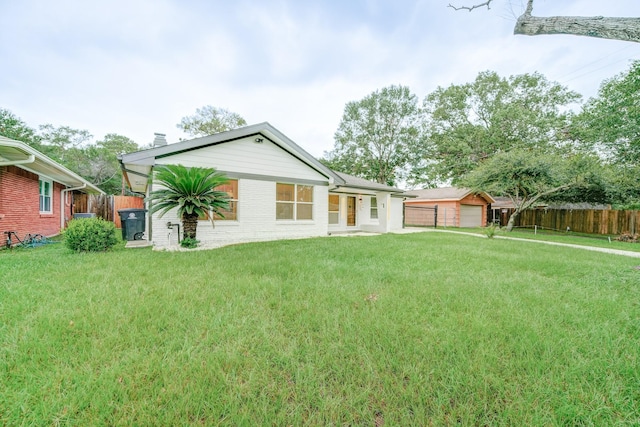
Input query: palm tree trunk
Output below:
<box><xmin>182</xmin><ymin>213</ymin><xmax>199</xmax><ymax>240</ymax></box>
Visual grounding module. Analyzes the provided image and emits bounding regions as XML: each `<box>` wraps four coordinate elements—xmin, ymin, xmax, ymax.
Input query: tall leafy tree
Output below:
<box><xmin>177</xmin><ymin>106</ymin><xmax>247</xmax><ymax>138</ymax></box>
<box><xmin>423</xmin><ymin>71</ymin><xmax>581</xmax><ymax>185</ymax></box>
<box><xmin>462</xmin><ymin>150</ymin><xmax>609</xmax><ymax>231</ymax></box>
<box><xmin>38</xmin><ymin>124</ymin><xmax>93</xmax><ymax>163</ymax></box>
<box><xmin>78</xmin><ymin>134</ymin><xmax>140</xmax><ymax>194</ymax></box>
<box><xmin>146</xmin><ymin>164</ymin><xmax>230</xmax><ymax>241</ymax></box>
<box><xmin>574</xmin><ymin>60</ymin><xmax>640</xmax><ymax>166</ymax></box>
<box><xmin>572</xmin><ymin>61</ymin><xmax>640</xmax><ymax>206</ymax></box>
<box><xmin>0</xmin><ymin>108</ymin><xmax>40</xmax><ymax>146</ymax></box>
<box><xmin>323</xmin><ymin>85</ymin><xmax>422</xmax><ymax>186</ymax></box>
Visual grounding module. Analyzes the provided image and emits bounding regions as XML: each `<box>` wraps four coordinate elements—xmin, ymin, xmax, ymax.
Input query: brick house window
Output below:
<box><xmin>39</xmin><ymin>178</ymin><xmax>52</xmax><ymax>213</ymax></box>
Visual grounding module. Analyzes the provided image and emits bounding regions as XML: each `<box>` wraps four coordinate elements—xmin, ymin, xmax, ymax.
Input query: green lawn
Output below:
<box><xmin>460</xmin><ymin>226</ymin><xmax>640</xmax><ymax>253</ymax></box>
<box><xmin>1</xmin><ymin>233</ymin><xmax>639</xmax><ymax>425</ymax></box>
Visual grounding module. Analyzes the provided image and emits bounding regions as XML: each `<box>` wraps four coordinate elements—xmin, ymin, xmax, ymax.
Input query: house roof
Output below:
<box><xmin>0</xmin><ymin>136</ymin><xmax>104</xmax><ymax>194</ymax></box>
<box><xmin>404</xmin><ymin>187</ymin><xmax>495</xmax><ymax>203</ymax></box>
<box><xmin>332</xmin><ymin>171</ymin><xmax>404</xmax><ymax>194</ymax></box>
<box><xmin>119</xmin><ymin>122</ymin><xmax>346</xmax><ymax>193</ymax></box>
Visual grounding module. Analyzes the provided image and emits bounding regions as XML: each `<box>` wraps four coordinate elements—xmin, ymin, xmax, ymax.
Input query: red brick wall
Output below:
<box><xmin>0</xmin><ymin>165</ymin><xmax>70</xmax><ymax>246</ymax></box>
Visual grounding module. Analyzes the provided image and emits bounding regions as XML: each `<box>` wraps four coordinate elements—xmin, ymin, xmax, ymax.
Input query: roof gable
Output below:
<box><xmin>405</xmin><ymin>187</ymin><xmax>495</xmax><ymax>203</ymax></box>
<box><xmin>120</xmin><ymin>122</ymin><xmax>344</xmax><ymax>185</ymax></box>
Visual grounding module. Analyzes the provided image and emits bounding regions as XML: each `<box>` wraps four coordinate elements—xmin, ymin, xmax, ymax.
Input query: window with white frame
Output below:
<box><xmin>39</xmin><ymin>178</ymin><xmax>52</xmax><ymax>213</ymax></box>
<box><xmin>328</xmin><ymin>194</ymin><xmax>339</xmax><ymax>224</ymax></box>
<box><xmin>370</xmin><ymin>196</ymin><xmax>378</xmax><ymax>219</ymax></box>
<box><xmin>276</xmin><ymin>183</ymin><xmax>313</xmax><ymax>220</ymax></box>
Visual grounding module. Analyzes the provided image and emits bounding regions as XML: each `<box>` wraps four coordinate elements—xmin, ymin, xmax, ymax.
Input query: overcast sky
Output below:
<box><xmin>2</xmin><ymin>0</ymin><xmax>639</xmax><ymax>157</ymax></box>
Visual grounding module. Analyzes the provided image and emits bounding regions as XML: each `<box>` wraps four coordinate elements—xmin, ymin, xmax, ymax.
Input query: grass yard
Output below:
<box><xmin>1</xmin><ymin>232</ymin><xmax>639</xmax><ymax>425</ymax></box>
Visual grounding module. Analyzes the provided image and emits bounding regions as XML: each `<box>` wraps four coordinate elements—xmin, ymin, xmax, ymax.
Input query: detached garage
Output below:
<box><xmin>404</xmin><ymin>187</ymin><xmax>495</xmax><ymax>228</ymax></box>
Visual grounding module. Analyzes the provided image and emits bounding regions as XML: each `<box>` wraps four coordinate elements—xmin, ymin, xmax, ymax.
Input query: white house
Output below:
<box><xmin>119</xmin><ymin>123</ymin><xmax>406</xmax><ymax>248</ymax></box>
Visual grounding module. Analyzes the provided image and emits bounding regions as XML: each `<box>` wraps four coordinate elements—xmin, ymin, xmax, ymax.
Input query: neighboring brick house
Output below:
<box><xmin>404</xmin><ymin>187</ymin><xmax>495</xmax><ymax>228</ymax></box>
<box><xmin>119</xmin><ymin>123</ymin><xmax>406</xmax><ymax>248</ymax></box>
<box><xmin>0</xmin><ymin>136</ymin><xmax>103</xmax><ymax>245</ymax></box>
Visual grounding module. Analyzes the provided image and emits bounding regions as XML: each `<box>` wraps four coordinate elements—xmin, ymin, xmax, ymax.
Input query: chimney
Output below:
<box><xmin>153</xmin><ymin>133</ymin><xmax>167</xmax><ymax>147</ymax></box>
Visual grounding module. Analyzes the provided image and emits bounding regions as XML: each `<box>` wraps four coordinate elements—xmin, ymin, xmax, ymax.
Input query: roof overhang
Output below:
<box><xmin>0</xmin><ymin>136</ymin><xmax>104</xmax><ymax>194</ymax></box>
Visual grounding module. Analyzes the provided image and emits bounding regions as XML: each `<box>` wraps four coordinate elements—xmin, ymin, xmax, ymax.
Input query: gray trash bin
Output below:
<box><xmin>117</xmin><ymin>208</ymin><xmax>147</xmax><ymax>241</ymax></box>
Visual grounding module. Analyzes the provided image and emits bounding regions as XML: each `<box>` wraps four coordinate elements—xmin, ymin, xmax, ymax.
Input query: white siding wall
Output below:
<box><xmin>152</xmin><ymin>179</ymin><xmax>329</xmax><ymax>248</ymax></box>
<box><xmin>156</xmin><ymin>137</ymin><xmax>327</xmax><ymax>182</ymax></box>
<box><xmin>389</xmin><ymin>197</ymin><xmax>404</xmax><ymax>231</ymax></box>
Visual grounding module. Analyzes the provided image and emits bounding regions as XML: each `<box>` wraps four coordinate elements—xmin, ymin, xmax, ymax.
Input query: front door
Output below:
<box><xmin>347</xmin><ymin>196</ymin><xmax>356</xmax><ymax>226</ymax></box>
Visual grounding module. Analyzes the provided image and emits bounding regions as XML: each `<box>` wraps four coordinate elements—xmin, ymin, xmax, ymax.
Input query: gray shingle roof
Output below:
<box><xmin>332</xmin><ymin>171</ymin><xmax>404</xmax><ymax>193</ymax></box>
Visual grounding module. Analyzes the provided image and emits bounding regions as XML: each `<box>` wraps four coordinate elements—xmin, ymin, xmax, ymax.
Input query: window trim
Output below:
<box><xmin>39</xmin><ymin>177</ymin><xmax>53</xmax><ymax>214</ymax></box>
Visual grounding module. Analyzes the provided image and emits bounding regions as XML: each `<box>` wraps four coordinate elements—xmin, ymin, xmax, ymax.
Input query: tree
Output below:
<box><xmin>0</xmin><ymin>109</ymin><xmax>39</xmax><ymax>144</ymax></box>
<box><xmin>38</xmin><ymin>124</ymin><xmax>93</xmax><ymax>163</ymax></box>
<box><xmin>146</xmin><ymin>164</ymin><xmax>230</xmax><ymax>242</ymax></box>
<box><xmin>177</xmin><ymin>106</ymin><xmax>247</xmax><ymax>138</ymax></box>
<box><xmin>574</xmin><ymin>61</ymin><xmax>640</xmax><ymax>166</ymax></box>
<box><xmin>462</xmin><ymin>150</ymin><xmax>608</xmax><ymax>231</ymax></box>
<box><xmin>77</xmin><ymin>134</ymin><xmax>140</xmax><ymax>194</ymax></box>
<box><xmin>323</xmin><ymin>85</ymin><xmax>422</xmax><ymax>186</ymax></box>
<box><xmin>422</xmin><ymin>71</ymin><xmax>580</xmax><ymax>185</ymax></box>
<box><xmin>449</xmin><ymin>0</ymin><xmax>640</xmax><ymax>43</ymax></box>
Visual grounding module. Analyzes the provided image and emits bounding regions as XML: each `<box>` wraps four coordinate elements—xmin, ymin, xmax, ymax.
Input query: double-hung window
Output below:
<box><xmin>276</xmin><ymin>183</ymin><xmax>313</xmax><ymax>220</ymax></box>
<box><xmin>328</xmin><ymin>194</ymin><xmax>340</xmax><ymax>224</ymax></box>
<box><xmin>214</xmin><ymin>179</ymin><xmax>238</xmax><ymax>220</ymax></box>
<box><xmin>39</xmin><ymin>178</ymin><xmax>52</xmax><ymax>213</ymax></box>
<box><xmin>370</xmin><ymin>196</ymin><xmax>378</xmax><ymax>220</ymax></box>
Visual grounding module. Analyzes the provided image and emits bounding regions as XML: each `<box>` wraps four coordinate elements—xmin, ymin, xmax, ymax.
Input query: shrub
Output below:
<box><xmin>180</xmin><ymin>237</ymin><xmax>200</xmax><ymax>249</ymax></box>
<box><xmin>484</xmin><ymin>223</ymin><xmax>499</xmax><ymax>238</ymax></box>
<box><xmin>64</xmin><ymin>218</ymin><xmax>119</xmax><ymax>252</ymax></box>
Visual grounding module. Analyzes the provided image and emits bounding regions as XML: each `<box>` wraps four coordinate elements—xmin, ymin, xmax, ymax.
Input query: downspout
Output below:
<box><xmin>0</xmin><ymin>154</ymin><xmax>36</xmax><ymax>166</ymax></box>
<box><xmin>61</xmin><ymin>184</ymin><xmax>87</xmax><ymax>230</ymax></box>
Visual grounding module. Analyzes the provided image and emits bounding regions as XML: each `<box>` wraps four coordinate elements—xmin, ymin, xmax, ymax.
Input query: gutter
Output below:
<box><xmin>0</xmin><ymin>154</ymin><xmax>36</xmax><ymax>166</ymax></box>
<box><xmin>61</xmin><ymin>184</ymin><xmax>87</xmax><ymax>229</ymax></box>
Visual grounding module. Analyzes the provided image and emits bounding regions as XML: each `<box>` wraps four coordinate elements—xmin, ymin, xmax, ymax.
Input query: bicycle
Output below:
<box><xmin>4</xmin><ymin>231</ymin><xmax>51</xmax><ymax>249</ymax></box>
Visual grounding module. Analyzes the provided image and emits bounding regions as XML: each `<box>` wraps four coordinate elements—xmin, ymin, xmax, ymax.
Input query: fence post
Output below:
<box><xmin>434</xmin><ymin>205</ymin><xmax>438</xmax><ymax>228</ymax></box>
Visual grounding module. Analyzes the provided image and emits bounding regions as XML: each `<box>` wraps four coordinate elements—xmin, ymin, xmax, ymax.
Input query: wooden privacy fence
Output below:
<box><xmin>73</xmin><ymin>194</ymin><xmax>144</xmax><ymax>228</ymax></box>
<box><xmin>515</xmin><ymin>208</ymin><xmax>640</xmax><ymax>235</ymax></box>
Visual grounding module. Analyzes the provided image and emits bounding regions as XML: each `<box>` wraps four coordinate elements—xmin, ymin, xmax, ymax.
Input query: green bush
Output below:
<box><xmin>484</xmin><ymin>223</ymin><xmax>499</xmax><ymax>238</ymax></box>
<box><xmin>180</xmin><ymin>236</ymin><xmax>200</xmax><ymax>249</ymax></box>
<box><xmin>64</xmin><ymin>218</ymin><xmax>119</xmax><ymax>252</ymax></box>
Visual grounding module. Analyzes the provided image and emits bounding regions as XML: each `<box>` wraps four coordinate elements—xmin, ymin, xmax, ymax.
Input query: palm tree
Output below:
<box><xmin>146</xmin><ymin>164</ymin><xmax>230</xmax><ymax>241</ymax></box>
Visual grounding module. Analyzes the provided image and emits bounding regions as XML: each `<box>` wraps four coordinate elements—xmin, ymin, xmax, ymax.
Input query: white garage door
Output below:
<box><xmin>460</xmin><ymin>205</ymin><xmax>482</xmax><ymax>227</ymax></box>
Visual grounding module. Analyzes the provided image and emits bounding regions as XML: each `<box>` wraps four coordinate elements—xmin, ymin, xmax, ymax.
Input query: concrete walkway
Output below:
<box><xmin>399</xmin><ymin>227</ymin><xmax>640</xmax><ymax>259</ymax></box>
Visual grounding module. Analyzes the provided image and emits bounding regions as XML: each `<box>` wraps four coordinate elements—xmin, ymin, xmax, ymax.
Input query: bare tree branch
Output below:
<box><xmin>448</xmin><ymin>1</ymin><xmax>493</xmax><ymax>12</ymax></box>
<box><xmin>515</xmin><ymin>14</ymin><xmax>640</xmax><ymax>43</ymax></box>
<box><xmin>452</xmin><ymin>0</ymin><xmax>640</xmax><ymax>43</ymax></box>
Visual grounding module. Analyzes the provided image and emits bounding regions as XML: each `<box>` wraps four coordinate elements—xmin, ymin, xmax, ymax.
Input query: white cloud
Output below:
<box><xmin>1</xmin><ymin>0</ymin><xmax>640</xmax><ymax>158</ymax></box>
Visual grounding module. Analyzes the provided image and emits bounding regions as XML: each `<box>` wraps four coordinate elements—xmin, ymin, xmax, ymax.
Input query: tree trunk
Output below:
<box><xmin>505</xmin><ymin>210</ymin><xmax>519</xmax><ymax>232</ymax></box>
<box><xmin>182</xmin><ymin>213</ymin><xmax>199</xmax><ymax>240</ymax></box>
<box><xmin>515</xmin><ymin>15</ymin><xmax>640</xmax><ymax>43</ymax></box>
